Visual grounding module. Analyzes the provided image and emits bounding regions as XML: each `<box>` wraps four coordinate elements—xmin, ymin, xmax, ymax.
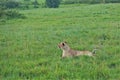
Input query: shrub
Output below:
<box><xmin>0</xmin><ymin>8</ymin><xmax>5</xmax><ymax>18</ymax></box>
<box><xmin>0</xmin><ymin>9</ymin><xmax>25</xmax><ymax>21</ymax></box>
<box><xmin>45</xmin><ymin>0</ymin><xmax>61</xmax><ymax>8</ymax></box>
<box><xmin>5</xmin><ymin>10</ymin><xmax>25</xmax><ymax>19</ymax></box>
<box><xmin>32</xmin><ymin>0</ymin><xmax>39</xmax><ymax>8</ymax></box>
<box><xmin>4</xmin><ymin>0</ymin><xmax>20</xmax><ymax>9</ymax></box>
<box><xmin>62</xmin><ymin>0</ymin><xmax>120</xmax><ymax>4</ymax></box>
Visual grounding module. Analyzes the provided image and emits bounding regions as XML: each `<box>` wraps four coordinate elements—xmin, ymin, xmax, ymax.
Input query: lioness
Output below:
<box><xmin>58</xmin><ymin>42</ymin><xmax>96</xmax><ymax>58</ymax></box>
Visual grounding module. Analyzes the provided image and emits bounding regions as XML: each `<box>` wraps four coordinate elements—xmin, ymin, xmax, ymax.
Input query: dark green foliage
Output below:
<box><xmin>0</xmin><ymin>0</ymin><xmax>40</xmax><ymax>9</ymax></box>
<box><xmin>62</xmin><ymin>0</ymin><xmax>77</xmax><ymax>4</ymax></box>
<box><xmin>32</xmin><ymin>0</ymin><xmax>39</xmax><ymax>8</ymax></box>
<box><xmin>62</xmin><ymin>0</ymin><xmax>120</xmax><ymax>4</ymax></box>
<box><xmin>5</xmin><ymin>10</ymin><xmax>25</xmax><ymax>19</ymax></box>
<box><xmin>45</xmin><ymin>0</ymin><xmax>61</xmax><ymax>8</ymax></box>
<box><xmin>5</xmin><ymin>0</ymin><xmax>20</xmax><ymax>8</ymax></box>
<box><xmin>0</xmin><ymin>0</ymin><xmax>20</xmax><ymax>9</ymax></box>
<box><xmin>0</xmin><ymin>0</ymin><xmax>25</xmax><ymax>20</ymax></box>
<box><xmin>0</xmin><ymin>9</ymin><xmax>25</xmax><ymax>20</ymax></box>
<box><xmin>105</xmin><ymin>0</ymin><xmax>120</xmax><ymax>3</ymax></box>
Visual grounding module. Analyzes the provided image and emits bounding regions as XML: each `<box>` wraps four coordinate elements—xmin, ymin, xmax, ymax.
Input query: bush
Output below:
<box><xmin>0</xmin><ymin>8</ymin><xmax>5</xmax><ymax>18</ymax></box>
<box><xmin>4</xmin><ymin>0</ymin><xmax>20</xmax><ymax>9</ymax></box>
<box><xmin>45</xmin><ymin>0</ymin><xmax>61</xmax><ymax>8</ymax></box>
<box><xmin>62</xmin><ymin>0</ymin><xmax>77</xmax><ymax>4</ymax></box>
<box><xmin>5</xmin><ymin>10</ymin><xmax>25</xmax><ymax>19</ymax></box>
<box><xmin>62</xmin><ymin>0</ymin><xmax>120</xmax><ymax>4</ymax></box>
<box><xmin>0</xmin><ymin>0</ymin><xmax>25</xmax><ymax>21</ymax></box>
<box><xmin>0</xmin><ymin>9</ymin><xmax>25</xmax><ymax>20</ymax></box>
<box><xmin>32</xmin><ymin>0</ymin><xmax>39</xmax><ymax>8</ymax></box>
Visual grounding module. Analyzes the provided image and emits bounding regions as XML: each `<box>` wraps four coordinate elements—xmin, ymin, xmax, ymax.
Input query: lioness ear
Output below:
<box><xmin>64</xmin><ymin>41</ymin><xmax>67</xmax><ymax>43</ymax></box>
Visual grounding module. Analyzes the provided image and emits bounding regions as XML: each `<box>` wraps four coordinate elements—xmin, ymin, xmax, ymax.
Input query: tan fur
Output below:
<box><xmin>58</xmin><ymin>42</ymin><xmax>94</xmax><ymax>58</ymax></box>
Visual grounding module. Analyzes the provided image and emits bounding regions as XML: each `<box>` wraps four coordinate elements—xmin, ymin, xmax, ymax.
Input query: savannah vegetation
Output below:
<box><xmin>0</xmin><ymin>0</ymin><xmax>120</xmax><ymax>80</ymax></box>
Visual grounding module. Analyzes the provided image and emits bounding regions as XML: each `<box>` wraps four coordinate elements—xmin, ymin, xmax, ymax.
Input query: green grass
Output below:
<box><xmin>0</xmin><ymin>3</ymin><xmax>120</xmax><ymax>80</ymax></box>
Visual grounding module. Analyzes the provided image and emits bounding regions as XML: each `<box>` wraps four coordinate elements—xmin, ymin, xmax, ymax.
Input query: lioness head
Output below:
<box><xmin>58</xmin><ymin>42</ymin><xmax>70</xmax><ymax>51</ymax></box>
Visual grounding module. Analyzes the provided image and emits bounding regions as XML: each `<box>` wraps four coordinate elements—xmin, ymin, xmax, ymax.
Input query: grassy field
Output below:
<box><xmin>0</xmin><ymin>3</ymin><xmax>120</xmax><ymax>80</ymax></box>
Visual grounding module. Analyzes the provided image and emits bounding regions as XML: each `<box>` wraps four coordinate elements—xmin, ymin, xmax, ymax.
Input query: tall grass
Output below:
<box><xmin>0</xmin><ymin>3</ymin><xmax>120</xmax><ymax>80</ymax></box>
